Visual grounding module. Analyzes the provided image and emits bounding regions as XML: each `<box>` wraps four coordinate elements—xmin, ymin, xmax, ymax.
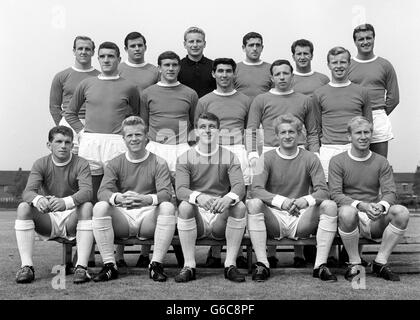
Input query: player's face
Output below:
<box><xmin>197</xmin><ymin>118</ymin><xmax>219</xmax><ymax>146</ymax></box>
<box><xmin>243</xmin><ymin>38</ymin><xmax>263</xmax><ymax>62</ymax></box>
<box><xmin>123</xmin><ymin>124</ymin><xmax>147</xmax><ymax>154</ymax></box>
<box><xmin>125</xmin><ymin>38</ymin><xmax>147</xmax><ymax>63</ymax></box>
<box><xmin>292</xmin><ymin>46</ymin><xmax>312</xmax><ymax>69</ymax></box>
<box><xmin>184</xmin><ymin>33</ymin><xmax>206</xmax><ymax>59</ymax></box>
<box><xmin>277</xmin><ymin>123</ymin><xmax>299</xmax><ymax>150</ymax></box>
<box><xmin>354</xmin><ymin>31</ymin><xmax>375</xmax><ymax>55</ymax></box>
<box><xmin>73</xmin><ymin>40</ymin><xmax>94</xmax><ymax>66</ymax></box>
<box><xmin>271</xmin><ymin>64</ymin><xmax>293</xmax><ymax>92</ymax></box>
<box><xmin>328</xmin><ymin>52</ymin><xmax>350</xmax><ymax>82</ymax></box>
<box><xmin>159</xmin><ymin>58</ymin><xmax>180</xmax><ymax>83</ymax></box>
<box><xmin>348</xmin><ymin>122</ymin><xmax>372</xmax><ymax>152</ymax></box>
<box><xmin>98</xmin><ymin>48</ymin><xmax>121</xmax><ymax>75</ymax></box>
<box><xmin>47</xmin><ymin>133</ymin><xmax>73</xmax><ymax>162</ymax></box>
<box><xmin>212</xmin><ymin>64</ymin><xmax>234</xmax><ymax>89</ymax></box>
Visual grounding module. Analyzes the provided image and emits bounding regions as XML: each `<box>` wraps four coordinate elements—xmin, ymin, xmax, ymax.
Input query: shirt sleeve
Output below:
<box><xmin>22</xmin><ymin>159</ymin><xmax>45</xmax><ymax>203</ymax></box>
<box><xmin>65</xmin><ymin>81</ymin><xmax>86</xmax><ymax>133</ymax></box>
<box><xmin>304</xmin><ymin>97</ymin><xmax>320</xmax><ymax>152</ymax></box>
<box><xmin>154</xmin><ymin>157</ymin><xmax>173</xmax><ymax>203</ymax></box>
<box><xmin>175</xmin><ymin>153</ymin><xmax>194</xmax><ymax>202</ymax></box>
<box><xmin>49</xmin><ymin>73</ymin><xmax>64</xmax><ymax>125</ymax></box>
<box><xmin>188</xmin><ymin>91</ymin><xmax>199</xmax><ymax>142</ymax></box>
<box><xmin>361</xmin><ymin>87</ymin><xmax>373</xmax><ymax>123</ymax></box>
<box><xmin>308</xmin><ymin>154</ymin><xmax>329</xmax><ymax>203</ymax></box>
<box><xmin>249</xmin><ymin>156</ymin><xmax>279</xmax><ymax>205</ymax></box>
<box><xmin>246</xmin><ymin>95</ymin><xmax>263</xmax><ymax>153</ymax></box>
<box><xmin>71</xmin><ymin>159</ymin><xmax>93</xmax><ymax>205</ymax></box>
<box><xmin>379</xmin><ymin>159</ymin><xmax>397</xmax><ymax>206</ymax></box>
<box><xmin>384</xmin><ymin>61</ymin><xmax>400</xmax><ymax>115</ymax></box>
<box><xmin>97</xmin><ymin>161</ymin><xmax>120</xmax><ymax>202</ymax></box>
<box><xmin>310</xmin><ymin>93</ymin><xmax>323</xmax><ymax>145</ymax></box>
<box><xmin>328</xmin><ymin>156</ymin><xmax>355</xmax><ymax>207</ymax></box>
<box><xmin>227</xmin><ymin>153</ymin><xmax>245</xmax><ymax>201</ymax></box>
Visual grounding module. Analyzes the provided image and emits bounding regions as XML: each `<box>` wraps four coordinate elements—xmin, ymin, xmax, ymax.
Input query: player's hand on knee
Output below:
<box><xmin>197</xmin><ymin>194</ymin><xmax>216</xmax><ymax>211</ymax></box>
<box><xmin>364</xmin><ymin>203</ymin><xmax>382</xmax><ymax>221</ymax></box>
<box><xmin>294</xmin><ymin>197</ymin><xmax>309</xmax><ymax>210</ymax></box>
<box><xmin>48</xmin><ymin>196</ymin><xmax>66</xmax><ymax>212</ymax></box>
<box><xmin>211</xmin><ymin>196</ymin><xmax>233</xmax><ymax>214</ymax></box>
<box><xmin>36</xmin><ymin>197</ymin><xmax>51</xmax><ymax>213</ymax></box>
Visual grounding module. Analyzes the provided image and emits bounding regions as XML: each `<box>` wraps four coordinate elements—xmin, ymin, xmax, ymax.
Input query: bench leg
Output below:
<box><xmin>173</xmin><ymin>244</ymin><xmax>184</xmax><ymax>268</ymax></box>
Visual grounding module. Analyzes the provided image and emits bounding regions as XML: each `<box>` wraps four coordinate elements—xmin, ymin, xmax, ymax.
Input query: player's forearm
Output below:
<box><xmin>49</xmin><ymin>104</ymin><xmax>63</xmax><ymax>125</ymax></box>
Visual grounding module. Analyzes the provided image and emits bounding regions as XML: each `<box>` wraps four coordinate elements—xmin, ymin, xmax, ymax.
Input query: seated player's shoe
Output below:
<box><xmin>93</xmin><ymin>263</ymin><xmax>118</xmax><ymax>282</ymax></box>
<box><xmin>73</xmin><ymin>265</ymin><xmax>91</xmax><ymax>284</ymax></box>
<box><xmin>87</xmin><ymin>261</ymin><xmax>96</xmax><ymax>268</ymax></box>
<box><xmin>372</xmin><ymin>261</ymin><xmax>400</xmax><ymax>281</ymax></box>
<box><xmin>224</xmin><ymin>265</ymin><xmax>246</xmax><ymax>283</ymax></box>
<box><xmin>338</xmin><ymin>247</ymin><xmax>369</xmax><ymax>267</ymax></box>
<box><xmin>267</xmin><ymin>255</ymin><xmax>278</xmax><ymax>268</ymax></box>
<box><xmin>344</xmin><ymin>263</ymin><xmax>363</xmax><ymax>282</ymax></box>
<box><xmin>149</xmin><ymin>261</ymin><xmax>168</xmax><ymax>282</ymax></box>
<box><xmin>293</xmin><ymin>257</ymin><xmax>307</xmax><ymax>268</ymax></box>
<box><xmin>175</xmin><ymin>266</ymin><xmax>196</xmax><ymax>283</ymax></box>
<box><xmin>65</xmin><ymin>262</ymin><xmax>74</xmax><ymax>275</ymax></box>
<box><xmin>116</xmin><ymin>259</ymin><xmax>128</xmax><ymax>268</ymax></box>
<box><xmin>252</xmin><ymin>262</ymin><xmax>270</xmax><ymax>282</ymax></box>
<box><xmin>313</xmin><ymin>264</ymin><xmax>337</xmax><ymax>282</ymax></box>
<box><xmin>236</xmin><ymin>256</ymin><xmax>248</xmax><ymax>269</ymax></box>
<box><xmin>15</xmin><ymin>266</ymin><xmax>35</xmax><ymax>284</ymax></box>
<box><xmin>326</xmin><ymin>256</ymin><xmax>339</xmax><ymax>268</ymax></box>
<box><xmin>135</xmin><ymin>255</ymin><xmax>150</xmax><ymax>268</ymax></box>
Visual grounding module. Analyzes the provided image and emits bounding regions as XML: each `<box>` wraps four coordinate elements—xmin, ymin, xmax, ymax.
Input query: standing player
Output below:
<box><xmin>175</xmin><ymin>112</ymin><xmax>247</xmax><ymax>283</ymax></box>
<box><xmin>49</xmin><ymin>36</ymin><xmax>99</xmax><ymax>153</ymax></box>
<box><xmin>196</xmin><ymin>58</ymin><xmax>251</xmax><ymax>268</ymax></box>
<box><xmin>312</xmin><ymin>46</ymin><xmax>372</xmax><ymax>181</ymax></box>
<box><xmin>15</xmin><ymin>126</ymin><xmax>93</xmax><ymax>284</ymax></box>
<box><xmin>247</xmin><ymin>114</ymin><xmax>338</xmax><ymax>282</ymax></box>
<box><xmin>291</xmin><ymin>39</ymin><xmax>329</xmax><ymax>97</ymax></box>
<box><xmin>290</xmin><ymin>38</ymin><xmax>330</xmax><ymax>266</ymax></box>
<box><xmin>234</xmin><ymin>32</ymin><xmax>272</xmax><ymax>99</ymax></box>
<box><xmin>92</xmin><ymin>116</ymin><xmax>176</xmax><ymax>282</ymax></box>
<box><xmin>178</xmin><ymin>27</ymin><xmax>216</xmax><ymax>98</ymax></box>
<box><xmin>116</xmin><ymin>31</ymin><xmax>159</xmax><ymax>267</ymax></box>
<box><xmin>118</xmin><ymin>31</ymin><xmax>159</xmax><ymax>91</ymax></box>
<box><xmin>329</xmin><ymin>116</ymin><xmax>409</xmax><ymax>281</ymax></box>
<box><xmin>348</xmin><ymin>24</ymin><xmax>399</xmax><ymax>158</ymax></box>
<box><xmin>65</xmin><ymin>41</ymin><xmax>141</xmax><ymax>203</ymax></box>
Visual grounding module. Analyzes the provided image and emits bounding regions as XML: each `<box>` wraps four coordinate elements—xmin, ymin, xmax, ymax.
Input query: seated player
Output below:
<box><xmin>329</xmin><ymin>116</ymin><xmax>409</xmax><ymax>281</ymax></box>
<box><xmin>15</xmin><ymin>126</ymin><xmax>93</xmax><ymax>284</ymax></box>
<box><xmin>175</xmin><ymin>112</ymin><xmax>247</xmax><ymax>283</ymax></box>
<box><xmin>92</xmin><ymin>116</ymin><xmax>176</xmax><ymax>282</ymax></box>
<box><xmin>247</xmin><ymin>114</ymin><xmax>338</xmax><ymax>282</ymax></box>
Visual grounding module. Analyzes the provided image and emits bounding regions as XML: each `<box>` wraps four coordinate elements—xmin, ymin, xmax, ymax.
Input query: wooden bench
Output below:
<box><xmin>55</xmin><ymin>234</ymin><xmax>420</xmax><ymax>273</ymax></box>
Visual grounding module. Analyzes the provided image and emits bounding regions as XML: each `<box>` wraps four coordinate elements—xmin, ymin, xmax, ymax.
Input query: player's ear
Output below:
<box><xmin>46</xmin><ymin>141</ymin><xmax>52</xmax><ymax>151</ymax></box>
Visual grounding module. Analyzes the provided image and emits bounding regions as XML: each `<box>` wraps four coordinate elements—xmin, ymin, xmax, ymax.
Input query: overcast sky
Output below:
<box><xmin>1</xmin><ymin>0</ymin><xmax>419</xmax><ymax>172</ymax></box>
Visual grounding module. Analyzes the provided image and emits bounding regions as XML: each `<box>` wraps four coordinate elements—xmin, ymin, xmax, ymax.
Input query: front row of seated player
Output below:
<box><xmin>15</xmin><ymin>113</ymin><xmax>409</xmax><ymax>285</ymax></box>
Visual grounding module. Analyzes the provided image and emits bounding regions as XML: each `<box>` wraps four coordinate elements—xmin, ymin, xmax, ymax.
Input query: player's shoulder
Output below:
<box><xmin>375</xmin><ymin>56</ymin><xmax>395</xmax><ymax>69</ymax></box>
<box><xmin>330</xmin><ymin>150</ymin><xmax>348</xmax><ymax>164</ymax></box>
<box><xmin>179</xmin><ymin>83</ymin><xmax>199</xmax><ymax>96</ymax></box>
<box><xmin>370</xmin><ymin>151</ymin><xmax>390</xmax><ymax>166</ymax></box>
<box><xmin>314</xmin><ymin>71</ymin><xmax>330</xmax><ymax>82</ymax></box>
<box><xmin>32</xmin><ymin>155</ymin><xmax>51</xmax><ymax>168</ymax></box>
<box><xmin>106</xmin><ymin>152</ymin><xmax>126</xmax><ymax>166</ymax></box>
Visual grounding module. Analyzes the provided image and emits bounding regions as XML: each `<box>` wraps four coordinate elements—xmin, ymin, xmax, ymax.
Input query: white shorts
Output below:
<box><xmin>38</xmin><ymin>209</ymin><xmax>76</xmax><ymax>241</ymax></box>
<box><xmin>319</xmin><ymin>144</ymin><xmax>351</xmax><ymax>181</ymax></box>
<box><xmin>221</xmin><ymin>144</ymin><xmax>251</xmax><ymax>185</ymax></box>
<box><xmin>78</xmin><ymin>132</ymin><xmax>127</xmax><ymax>175</ymax></box>
<box><xmin>371</xmin><ymin>109</ymin><xmax>394</xmax><ymax>143</ymax></box>
<box><xmin>146</xmin><ymin>141</ymin><xmax>190</xmax><ymax>172</ymax></box>
<box><xmin>357</xmin><ymin>211</ymin><xmax>381</xmax><ymax>242</ymax></box>
<box><xmin>269</xmin><ymin>206</ymin><xmax>306</xmax><ymax>240</ymax></box>
<box><xmin>59</xmin><ymin>118</ymin><xmax>85</xmax><ymax>154</ymax></box>
<box><xmin>197</xmin><ymin>207</ymin><xmax>223</xmax><ymax>240</ymax></box>
<box><xmin>118</xmin><ymin>206</ymin><xmax>156</xmax><ymax>239</ymax></box>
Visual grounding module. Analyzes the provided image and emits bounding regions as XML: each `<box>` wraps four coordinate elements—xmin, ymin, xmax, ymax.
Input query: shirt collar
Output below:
<box><xmin>52</xmin><ymin>153</ymin><xmax>73</xmax><ymax>167</ymax></box>
<box><xmin>276</xmin><ymin>148</ymin><xmax>300</xmax><ymax>159</ymax></box>
<box><xmin>328</xmin><ymin>80</ymin><xmax>351</xmax><ymax>88</ymax></box>
<box><xmin>353</xmin><ymin>55</ymin><xmax>378</xmax><ymax>63</ymax></box>
<box><xmin>98</xmin><ymin>74</ymin><xmax>120</xmax><ymax>80</ymax></box>
<box><xmin>125</xmin><ymin>151</ymin><xmax>150</xmax><ymax>163</ymax></box>
<box><xmin>195</xmin><ymin>145</ymin><xmax>219</xmax><ymax>157</ymax></box>
<box><xmin>213</xmin><ymin>89</ymin><xmax>237</xmax><ymax>96</ymax></box>
<box><xmin>185</xmin><ymin>55</ymin><xmax>206</xmax><ymax>65</ymax></box>
<box><xmin>72</xmin><ymin>66</ymin><xmax>95</xmax><ymax>72</ymax></box>
<box><xmin>348</xmin><ymin>149</ymin><xmax>372</xmax><ymax>161</ymax></box>
<box><xmin>125</xmin><ymin>61</ymin><xmax>148</xmax><ymax>68</ymax></box>
<box><xmin>157</xmin><ymin>81</ymin><xmax>180</xmax><ymax>87</ymax></box>
<box><xmin>242</xmin><ymin>60</ymin><xmax>264</xmax><ymax>66</ymax></box>
<box><xmin>270</xmin><ymin>88</ymin><xmax>294</xmax><ymax>95</ymax></box>
<box><xmin>293</xmin><ymin>70</ymin><xmax>314</xmax><ymax>76</ymax></box>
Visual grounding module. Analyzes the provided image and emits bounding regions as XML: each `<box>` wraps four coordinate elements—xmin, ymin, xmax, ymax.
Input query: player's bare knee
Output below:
<box><xmin>178</xmin><ymin>201</ymin><xmax>195</xmax><ymax>219</ymax></box>
<box><xmin>338</xmin><ymin>206</ymin><xmax>358</xmax><ymax>229</ymax></box>
<box><xmin>78</xmin><ymin>202</ymin><xmax>93</xmax><ymax>219</ymax></box>
<box><xmin>320</xmin><ymin>200</ymin><xmax>337</xmax><ymax>217</ymax></box>
<box><xmin>157</xmin><ymin>201</ymin><xmax>176</xmax><ymax>216</ymax></box>
<box><xmin>16</xmin><ymin>202</ymin><xmax>33</xmax><ymax>219</ymax></box>
<box><xmin>246</xmin><ymin>198</ymin><xmax>263</xmax><ymax>215</ymax></box>
<box><xmin>389</xmin><ymin>205</ymin><xmax>410</xmax><ymax>229</ymax></box>
<box><xmin>93</xmin><ymin>201</ymin><xmax>111</xmax><ymax>218</ymax></box>
<box><xmin>230</xmin><ymin>201</ymin><xmax>246</xmax><ymax>219</ymax></box>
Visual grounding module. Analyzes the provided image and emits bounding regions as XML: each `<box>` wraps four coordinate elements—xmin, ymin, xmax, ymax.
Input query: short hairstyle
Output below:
<box><xmin>124</xmin><ymin>31</ymin><xmax>147</xmax><ymax>47</ymax></box>
<box><xmin>212</xmin><ymin>58</ymin><xmax>236</xmax><ymax>73</ymax></box>
<box><xmin>196</xmin><ymin>112</ymin><xmax>220</xmax><ymax>129</ymax></box>
<box><xmin>327</xmin><ymin>46</ymin><xmax>351</xmax><ymax>63</ymax></box>
<box><xmin>184</xmin><ymin>26</ymin><xmax>206</xmax><ymax>41</ymax></box>
<box><xmin>73</xmin><ymin>36</ymin><xmax>95</xmax><ymax>51</ymax></box>
<box><xmin>242</xmin><ymin>32</ymin><xmax>263</xmax><ymax>46</ymax></box>
<box><xmin>48</xmin><ymin>126</ymin><xmax>73</xmax><ymax>142</ymax></box>
<box><xmin>273</xmin><ymin>113</ymin><xmax>303</xmax><ymax>135</ymax></box>
<box><xmin>291</xmin><ymin>39</ymin><xmax>314</xmax><ymax>55</ymax></box>
<box><xmin>353</xmin><ymin>23</ymin><xmax>375</xmax><ymax>41</ymax></box>
<box><xmin>270</xmin><ymin>59</ymin><xmax>293</xmax><ymax>75</ymax></box>
<box><xmin>347</xmin><ymin>116</ymin><xmax>373</xmax><ymax>134</ymax></box>
<box><xmin>121</xmin><ymin>116</ymin><xmax>147</xmax><ymax>135</ymax></box>
<box><xmin>98</xmin><ymin>41</ymin><xmax>120</xmax><ymax>57</ymax></box>
<box><xmin>157</xmin><ymin>51</ymin><xmax>181</xmax><ymax>66</ymax></box>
